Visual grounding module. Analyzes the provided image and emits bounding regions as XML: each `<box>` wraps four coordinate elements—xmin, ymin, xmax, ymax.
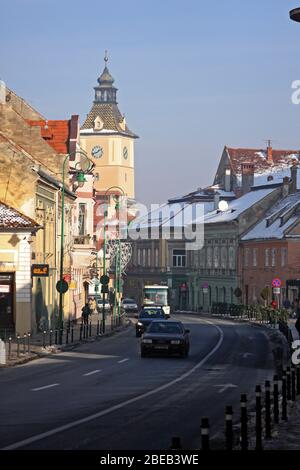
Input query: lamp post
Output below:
<box><xmin>58</xmin><ymin>151</ymin><xmax>93</xmax><ymax>344</ymax></box>
<box><xmin>102</xmin><ymin>186</ymin><xmax>125</xmax><ymax>327</ymax></box>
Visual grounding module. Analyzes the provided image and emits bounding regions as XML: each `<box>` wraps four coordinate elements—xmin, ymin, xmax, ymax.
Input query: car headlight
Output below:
<box><xmin>171</xmin><ymin>340</ymin><xmax>181</xmax><ymax>345</ymax></box>
<box><xmin>142</xmin><ymin>339</ymin><xmax>152</xmax><ymax>344</ymax></box>
<box><xmin>137</xmin><ymin>322</ymin><xmax>143</xmax><ymax>327</ymax></box>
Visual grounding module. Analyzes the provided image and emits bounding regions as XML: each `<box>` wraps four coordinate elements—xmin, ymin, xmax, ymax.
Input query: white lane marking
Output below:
<box><xmin>118</xmin><ymin>358</ymin><xmax>129</xmax><ymax>364</ymax></box>
<box><xmin>3</xmin><ymin>320</ymin><xmax>223</xmax><ymax>450</ymax></box>
<box><xmin>31</xmin><ymin>384</ymin><xmax>59</xmax><ymax>392</ymax></box>
<box><xmin>214</xmin><ymin>384</ymin><xmax>237</xmax><ymax>393</ymax></box>
<box><xmin>83</xmin><ymin>370</ymin><xmax>101</xmax><ymax>377</ymax></box>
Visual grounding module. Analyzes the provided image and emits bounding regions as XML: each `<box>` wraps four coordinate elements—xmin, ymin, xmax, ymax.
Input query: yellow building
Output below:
<box><xmin>80</xmin><ymin>53</ymin><xmax>138</xmax><ymax>202</ymax></box>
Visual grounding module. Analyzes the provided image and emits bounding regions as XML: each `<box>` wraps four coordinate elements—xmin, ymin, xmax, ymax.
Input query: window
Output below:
<box><xmin>142</xmin><ymin>249</ymin><xmax>146</xmax><ymax>266</ymax></box>
<box><xmin>244</xmin><ymin>248</ymin><xmax>250</xmax><ymax>268</ymax></box>
<box><xmin>265</xmin><ymin>248</ymin><xmax>270</xmax><ymax>267</ymax></box>
<box><xmin>253</xmin><ymin>248</ymin><xmax>258</xmax><ymax>267</ymax></box>
<box><xmin>281</xmin><ymin>247</ymin><xmax>287</xmax><ymax>267</ymax></box>
<box><xmin>172</xmin><ymin>249</ymin><xmax>186</xmax><ymax>267</ymax></box>
<box><xmin>147</xmin><ymin>249</ymin><xmax>151</xmax><ymax>267</ymax></box>
<box><xmin>228</xmin><ymin>246</ymin><xmax>235</xmax><ymax>270</ymax></box>
<box><xmin>78</xmin><ymin>203</ymin><xmax>87</xmax><ymax>236</ymax></box>
<box><xmin>221</xmin><ymin>247</ymin><xmax>227</xmax><ymax>269</ymax></box>
<box><xmin>137</xmin><ymin>249</ymin><xmax>141</xmax><ymax>265</ymax></box>
<box><xmin>199</xmin><ymin>248</ymin><xmax>205</xmax><ymax>268</ymax></box>
<box><xmin>213</xmin><ymin>247</ymin><xmax>219</xmax><ymax>268</ymax></box>
<box><xmin>271</xmin><ymin>248</ymin><xmax>276</xmax><ymax>267</ymax></box>
<box><xmin>155</xmin><ymin>248</ymin><xmax>159</xmax><ymax>267</ymax></box>
<box><xmin>206</xmin><ymin>247</ymin><xmax>212</xmax><ymax>268</ymax></box>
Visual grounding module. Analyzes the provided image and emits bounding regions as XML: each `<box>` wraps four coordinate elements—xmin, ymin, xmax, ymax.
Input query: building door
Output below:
<box><xmin>0</xmin><ymin>273</ymin><xmax>14</xmax><ymax>332</ymax></box>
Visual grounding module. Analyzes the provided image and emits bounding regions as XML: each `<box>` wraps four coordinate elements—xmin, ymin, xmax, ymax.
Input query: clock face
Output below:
<box><xmin>123</xmin><ymin>146</ymin><xmax>128</xmax><ymax>160</ymax></box>
<box><xmin>91</xmin><ymin>146</ymin><xmax>103</xmax><ymax>159</ymax></box>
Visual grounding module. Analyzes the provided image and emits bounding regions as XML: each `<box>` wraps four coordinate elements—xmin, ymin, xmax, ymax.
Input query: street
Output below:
<box><xmin>0</xmin><ymin>315</ymin><xmax>274</xmax><ymax>450</ymax></box>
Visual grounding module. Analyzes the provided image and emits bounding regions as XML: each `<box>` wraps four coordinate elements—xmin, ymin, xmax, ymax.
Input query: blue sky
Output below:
<box><xmin>2</xmin><ymin>0</ymin><xmax>300</xmax><ymax>204</ymax></box>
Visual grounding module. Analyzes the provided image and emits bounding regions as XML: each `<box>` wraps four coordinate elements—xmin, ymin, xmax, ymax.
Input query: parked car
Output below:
<box><xmin>141</xmin><ymin>320</ymin><xmax>190</xmax><ymax>358</ymax></box>
<box><xmin>121</xmin><ymin>298</ymin><xmax>138</xmax><ymax>315</ymax></box>
<box><xmin>135</xmin><ymin>307</ymin><xmax>166</xmax><ymax>337</ymax></box>
<box><xmin>96</xmin><ymin>297</ymin><xmax>111</xmax><ymax>313</ymax></box>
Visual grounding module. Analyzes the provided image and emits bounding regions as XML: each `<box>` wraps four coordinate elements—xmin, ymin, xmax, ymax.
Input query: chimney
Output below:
<box><xmin>241</xmin><ymin>163</ymin><xmax>255</xmax><ymax>194</ymax></box>
<box><xmin>224</xmin><ymin>167</ymin><xmax>231</xmax><ymax>192</ymax></box>
<box><xmin>0</xmin><ymin>80</ymin><xmax>5</xmax><ymax>104</ymax></box>
<box><xmin>214</xmin><ymin>192</ymin><xmax>220</xmax><ymax>210</ymax></box>
<box><xmin>290</xmin><ymin>164</ymin><xmax>298</xmax><ymax>194</ymax></box>
<box><xmin>282</xmin><ymin>176</ymin><xmax>290</xmax><ymax>197</ymax></box>
<box><xmin>267</xmin><ymin>144</ymin><xmax>273</xmax><ymax>163</ymax></box>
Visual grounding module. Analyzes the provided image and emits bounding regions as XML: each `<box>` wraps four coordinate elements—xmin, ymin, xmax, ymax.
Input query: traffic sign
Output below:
<box><xmin>56</xmin><ymin>279</ymin><xmax>69</xmax><ymax>294</ymax></box>
<box><xmin>273</xmin><ymin>287</ymin><xmax>280</xmax><ymax>295</ymax></box>
<box><xmin>203</xmin><ymin>288</ymin><xmax>209</xmax><ymax>294</ymax></box>
<box><xmin>272</xmin><ymin>278</ymin><xmax>282</xmax><ymax>288</ymax></box>
<box><xmin>202</xmin><ymin>282</ymin><xmax>209</xmax><ymax>289</ymax></box>
<box><xmin>100</xmin><ymin>274</ymin><xmax>110</xmax><ymax>285</ymax></box>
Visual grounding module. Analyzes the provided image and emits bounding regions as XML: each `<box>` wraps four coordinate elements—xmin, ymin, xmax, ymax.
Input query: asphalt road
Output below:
<box><xmin>0</xmin><ymin>314</ymin><xmax>274</xmax><ymax>450</ymax></box>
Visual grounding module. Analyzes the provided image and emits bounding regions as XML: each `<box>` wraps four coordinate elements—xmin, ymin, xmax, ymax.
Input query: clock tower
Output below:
<box><xmin>80</xmin><ymin>52</ymin><xmax>138</xmax><ymax>201</ymax></box>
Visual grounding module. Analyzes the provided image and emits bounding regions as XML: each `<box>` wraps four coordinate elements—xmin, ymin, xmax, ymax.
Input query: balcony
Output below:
<box><xmin>73</xmin><ymin>234</ymin><xmax>92</xmax><ymax>246</ymax></box>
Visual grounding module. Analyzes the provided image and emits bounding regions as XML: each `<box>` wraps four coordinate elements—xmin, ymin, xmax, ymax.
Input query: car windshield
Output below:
<box><xmin>148</xmin><ymin>322</ymin><xmax>184</xmax><ymax>334</ymax></box>
<box><xmin>139</xmin><ymin>309</ymin><xmax>165</xmax><ymax>319</ymax></box>
<box><xmin>123</xmin><ymin>299</ymin><xmax>136</xmax><ymax>304</ymax></box>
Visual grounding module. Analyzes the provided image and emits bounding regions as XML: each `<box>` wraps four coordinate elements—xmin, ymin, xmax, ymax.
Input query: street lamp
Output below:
<box><xmin>58</xmin><ymin>150</ymin><xmax>93</xmax><ymax>344</ymax></box>
<box><xmin>103</xmin><ymin>186</ymin><xmax>125</xmax><ymax>328</ymax></box>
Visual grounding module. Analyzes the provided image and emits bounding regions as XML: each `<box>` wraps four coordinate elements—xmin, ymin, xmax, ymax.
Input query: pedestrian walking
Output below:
<box><xmin>295</xmin><ymin>299</ymin><xmax>300</xmax><ymax>339</ymax></box>
<box><xmin>81</xmin><ymin>303</ymin><xmax>91</xmax><ymax>325</ymax></box>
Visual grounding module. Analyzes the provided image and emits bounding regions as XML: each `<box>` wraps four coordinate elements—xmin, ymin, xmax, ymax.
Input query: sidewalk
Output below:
<box><xmin>0</xmin><ymin>312</ymin><xmax>130</xmax><ymax>367</ymax></box>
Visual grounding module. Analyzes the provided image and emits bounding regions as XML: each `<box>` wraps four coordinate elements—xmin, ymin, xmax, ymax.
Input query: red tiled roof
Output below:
<box><xmin>27</xmin><ymin>119</ymin><xmax>71</xmax><ymax>154</ymax></box>
<box><xmin>0</xmin><ymin>201</ymin><xmax>40</xmax><ymax>229</ymax></box>
<box><xmin>226</xmin><ymin>147</ymin><xmax>300</xmax><ymax>174</ymax></box>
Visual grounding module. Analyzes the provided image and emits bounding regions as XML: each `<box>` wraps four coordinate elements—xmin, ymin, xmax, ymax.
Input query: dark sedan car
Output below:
<box><xmin>140</xmin><ymin>320</ymin><xmax>190</xmax><ymax>357</ymax></box>
<box><xmin>135</xmin><ymin>307</ymin><xmax>166</xmax><ymax>337</ymax></box>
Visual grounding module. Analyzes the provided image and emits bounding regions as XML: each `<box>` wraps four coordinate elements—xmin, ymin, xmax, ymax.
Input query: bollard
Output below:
<box><xmin>49</xmin><ymin>330</ymin><xmax>53</xmax><ymax>347</ymax></box>
<box><xmin>201</xmin><ymin>417</ymin><xmax>210</xmax><ymax>451</ymax></box>
<box><xmin>66</xmin><ymin>327</ymin><xmax>69</xmax><ymax>344</ymax></box>
<box><xmin>8</xmin><ymin>337</ymin><xmax>12</xmax><ymax>359</ymax></box>
<box><xmin>291</xmin><ymin>365</ymin><xmax>296</xmax><ymax>402</ymax></box>
<box><xmin>273</xmin><ymin>375</ymin><xmax>279</xmax><ymax>424</ymax></box>
<box><xmin>71</xmin><ymin>326</ymin><xmax>74</xmax><ymax>343</ymax></box>
<box><xmin>282</xmin><ymin>370</ymin><xmax>288</xmax><ymax>421</ymax></box>
<box><xmin>89</xmin><ymin>321</ymin><xmax>92</xmax><ymax>337</ymax></box>
<box><xmin>255</xmin><ymin>385</ymin><xmax>263</xmax><ymax>450</ymax></box>
<box><xmin>17</xmin><ymin>335</ymin><xmax>20</xmax><ymax>357</ymax></box>
<box><xmin>170</xmin><ymin>437</ymin><xmax>182</xmax><ymax>450</ymax></box>
<box><xmin>79</xmin><ymin>325</ymin><xmax>83</xmax><ymax>341</ymax></box>
<box><xmin>297</xmin><ymin>365</ymin><xmax>300</xmax><ymax>395</ymax></box>
<box><xmin>96</xmin><ymin>320</ymin><xmax>100</xmax><ymax>336</ymax></box>
<box><xmin>287</xmin><ymin>366</ymin><xmax>291</xmax><ymax>401</ymax></box>
<box><xmin>225</xmin><ymin>405</ymin><xmax>233</xmax><ymax>451</ymax></box>
<box><xmin>27</xmin><ymin>332</ymin><xmax>31</xmax><ymax>354</ymax></box>
<box><xmin>59</xmin><ymin>328</ymin><xmax>63</xmax><ymax>345</ymax></box>
<box><xmin>43</xmin><ymin>331</ymin><xmax>46</xmax><ymax>348</ymax></box>
<box><xmin>55</xmin><ymin>329</ymin><xmax>58</xmax><ymax>345</ymax></box>
<box><xmin>265</xmin><ymin>380</ymin><xmax>272</xmax><ymax>439</ymax></box>
<box><xmin>240</xmin><ymin>394</ymin><xmax>248</xmax><ymax>451</ymax></box>
<box><xmin>23</xmin><ymin>334</ymin><xmax>27</xmax><ymax>354</ymax></box>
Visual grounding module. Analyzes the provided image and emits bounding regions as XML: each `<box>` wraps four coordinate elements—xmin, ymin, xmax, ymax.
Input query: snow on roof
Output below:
<box><xmin>0</xmin><ymin>201</ymin><xmax>40</xmax><ymax>229</ymax></box>
<box><xmin>130</xmin><ymin>200</ymin><xmax>214</xmax><ymax>230</ymax></box>
<box><xmin>242</xmin><ymin>192</ymin><xmax>300</xmax><ymax>240</ymax></box>
<box><xmin>202</xmin><ymin>187</ymin><xmax>276</xmax><ymax>224</ymax></box>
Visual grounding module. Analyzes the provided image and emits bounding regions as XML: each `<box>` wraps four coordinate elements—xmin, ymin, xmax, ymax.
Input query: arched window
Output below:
<box><xmin>221</xmin><ymin>247</ymin><xmax>227</xmax><ymax>269</ymax></box>
<box><xmin>155</xmin><ymin>248</ymin><xmax>159</xmax><ymax>267</ymax></box>
<box><xmin>137</xmin><ymin>249</ymin><xmax>141</xmax><ymax>265</ymax></box>
<box><xmin>213</xmin><ymin>247</ymin><xmax>219</xmax><ymax>268</ymax></box>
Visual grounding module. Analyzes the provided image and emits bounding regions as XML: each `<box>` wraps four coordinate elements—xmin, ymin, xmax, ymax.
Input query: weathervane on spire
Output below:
<box><xmin>104</xmin><ymin>50</ymin><xmax>108</xmax><ymax>65</ymax></box>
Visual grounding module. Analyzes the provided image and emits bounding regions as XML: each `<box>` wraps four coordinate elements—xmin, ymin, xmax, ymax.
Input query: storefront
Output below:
<box><xmin>0</xmin><ymin>273</ymin><xmax>14</xmax><ymax>333</ymax></box>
